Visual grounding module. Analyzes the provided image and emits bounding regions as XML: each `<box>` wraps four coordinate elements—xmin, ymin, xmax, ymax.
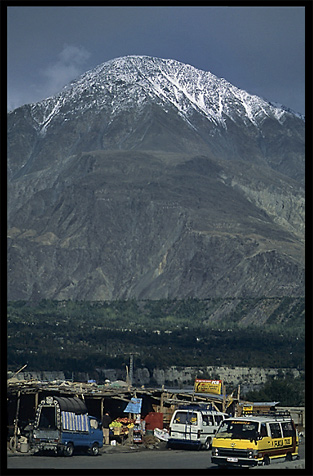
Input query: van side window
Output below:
<box><xmin>281</xmin><ymin>421</ymin><xmax>295</xmax><ymax>438</ymax></box>
<box><xmin>269</xmin><ymin>423</ymin><xmax>282</xmax><ymax>438</ymax></box>
<box><xmin>203</xmin><ymin>415</ymin><xmax>214</xmax><ymax>426</ymax></box>
<box><xmin>260</xmin><ymin>423</ymin><xmax>268</xmax><ymax>437</ymax></box>
<box><xmin>90</xmin><ymin>419</ymin><xmax>98</xmax><ymax>429</ymax></box>
<box><xmin>214</xmin><ymin>415</ymin><xmax>223</xmax><ymax>425</ymax></box>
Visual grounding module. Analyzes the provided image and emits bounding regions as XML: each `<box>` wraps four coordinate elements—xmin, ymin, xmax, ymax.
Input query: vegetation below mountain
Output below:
<box><xmin>7</xmin><ymin>298</ymin><xmax>305</xmax><ymax>375</ymax></box>
<box><xmin>245</xmin><ymin>374</ymin><xmax>305</xmax><ymax>406</ymax></box>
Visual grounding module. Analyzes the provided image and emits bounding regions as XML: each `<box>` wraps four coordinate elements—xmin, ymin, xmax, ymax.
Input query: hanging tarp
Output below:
<box><xmin>61</xmin><ymin>411</ymin><xmax>89</xmax><ymax>431</ymax></box>
<box><xmin>124</xmin><ymin>398</ymin><xmax>142</xmax><ymax>414</ymax></box>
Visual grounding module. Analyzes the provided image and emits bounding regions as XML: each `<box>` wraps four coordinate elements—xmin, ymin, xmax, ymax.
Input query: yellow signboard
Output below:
<box><xmin>242</xmin><ymin>405</ymin><xmax>253</xmax><ymax>414</ymax></box>
<box><xmin>194</xmin><ymin>379</ymin><xmax>222</xmax><ymax>395</ymax></box>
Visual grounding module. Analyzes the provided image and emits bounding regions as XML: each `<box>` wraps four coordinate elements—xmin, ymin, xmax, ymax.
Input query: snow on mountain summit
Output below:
<box><xmin>28</xmin><ymin>55</ymin><xmax>303</xmax><ymax>135</ymax></box>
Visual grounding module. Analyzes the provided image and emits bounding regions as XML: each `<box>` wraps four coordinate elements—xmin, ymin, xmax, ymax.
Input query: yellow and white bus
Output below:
<box><xmin>211</xmin><ymin>412</ymin><xmax>299</xmax><ymax>467</ymax></box>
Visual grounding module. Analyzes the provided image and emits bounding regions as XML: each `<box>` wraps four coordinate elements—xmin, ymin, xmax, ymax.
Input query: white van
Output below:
<box><xmin>167</xmin><ymin>405</ymin><xmax>229</xmax><ymax>450</ymax></box>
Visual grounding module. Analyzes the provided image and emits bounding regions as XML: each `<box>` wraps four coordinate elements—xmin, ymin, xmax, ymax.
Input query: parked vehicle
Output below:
<box><xmin>211</xmin><ymin>412</ymin><xmax>299</xmax><ymax>467</ymax></box>
<box><xmin>167</xmin><ymin>405</ymin><xmax>229</xmax><ymax>450</ymax></box>
<box><xmin>32</xmin><ymin>396</ymin><xmax>103</xmax><ymax>456</ymax></box>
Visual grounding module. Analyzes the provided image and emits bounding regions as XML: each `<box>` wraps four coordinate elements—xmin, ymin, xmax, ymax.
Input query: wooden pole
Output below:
<box><xmin>129</xmin><ymin>354</ymin><xmax>133</xmax><ymax>387</ymax></box>
<box><xmin>126</xmin><ymin>365</ymin><xmax>130</xmax><ymax>389</ymax></box>
<box><xmin>160</xmin><ymin>385</ymin><xmax>164</xmax><ymax>413</ymax></box>
<box><xmin>34</xmin><ymin>391</ymin><xmax>39</xmax><ymax>422</ymax></box>
<box><xmin>13</xmin><ymin>391</ymin><xmax>21</xmax><ymax>451</ymax></box>
<box><xmin>11</xmin><ymin>364</ymin><xmax>27</xmax><ymax>379</ymax></box>
<box><xmin>101</xmin><ymin>397</ymin><xmax>104</xmax><ymax>422</ymax></box>
<box><xmin>128</xmin><ymin>426</ymin><xmax>134</xmax><ymax>445</ymax></box>
<box><xmin>236</xmin><ymin>385</ymin><xmax>241</xmax><ymax>416</ymax></box>
<box><xmin>193</xmin><ymin>375</ymin><xmax>197</xmax><ymax>401</ymax></box>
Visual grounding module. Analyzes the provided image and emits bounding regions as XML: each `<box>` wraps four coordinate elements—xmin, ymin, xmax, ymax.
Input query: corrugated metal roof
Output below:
<box><xmin>239</xmin><ymin>401</ymin><xmax>280</xmax><ymax>407</ymax></box>
<box><xmin>162</xmin><ymin>388</ymin><xmax>228</xmax><ymax>400</ymax></box>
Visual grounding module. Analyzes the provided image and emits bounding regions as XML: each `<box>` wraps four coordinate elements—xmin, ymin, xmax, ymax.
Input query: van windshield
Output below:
<box><xmin>38</xmin><ymin>406</ymin><xmax>57</xmax><ymax>430</ymax></box>
<box><xmin>215</xmin><ymin>420</ymin><xmax>258</xmax><ymax>440</ymax></box>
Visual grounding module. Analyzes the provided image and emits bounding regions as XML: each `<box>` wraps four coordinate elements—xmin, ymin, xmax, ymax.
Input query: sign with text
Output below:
<box><xmin>194</xmin><ymin>379</ymin><xmax>222</xmax><ymax>395</ymax></box>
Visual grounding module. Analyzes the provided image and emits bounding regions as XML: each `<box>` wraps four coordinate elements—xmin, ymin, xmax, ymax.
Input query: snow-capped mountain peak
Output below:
<box><xmin>27</xmin><ymin>55</ymin><xmax>303</xmax><ymax>136</ymax></box>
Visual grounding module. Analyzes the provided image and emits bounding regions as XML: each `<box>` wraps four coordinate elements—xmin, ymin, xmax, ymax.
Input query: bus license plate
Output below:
<box><xmin>227</xmin><ymin>457</ymin><xmax>238</xmax><ymax>462</ymax></box>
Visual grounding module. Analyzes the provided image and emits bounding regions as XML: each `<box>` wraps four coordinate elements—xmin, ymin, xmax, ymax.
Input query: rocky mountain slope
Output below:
<box><xmin>7</xmin><ymin>56</ymin><xmax>305</xmax><ymax>301</ymax></box>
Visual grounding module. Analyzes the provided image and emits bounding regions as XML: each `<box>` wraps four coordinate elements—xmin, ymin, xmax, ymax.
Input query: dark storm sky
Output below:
<box><xmin>7</xmin><ymin>5</ymin><xmax>305</xmax><ymax>115</ymax></box>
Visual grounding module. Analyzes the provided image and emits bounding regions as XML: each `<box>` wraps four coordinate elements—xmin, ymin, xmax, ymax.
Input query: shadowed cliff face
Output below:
<box><xmin>7</xmin><ymin>57</ymin><xmax>304</xmax><ymax>301</ymax></box>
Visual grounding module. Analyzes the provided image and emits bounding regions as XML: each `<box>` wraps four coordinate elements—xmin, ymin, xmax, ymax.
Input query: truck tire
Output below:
<box><xmin>57</xmin><ymin>447</ymin><xmax>64</xmax><ymax>456</ymax></box>
<box><xmin>263</xmin><ymin>455</ymin><xmax>270</xmax><ymax>465</ymax></box>
<box><xmin>89</xmin><ymin>442</ymin><xmax>100</xmax><ymax>456</ymax></box>
<box><xmin>203</xmin><ymin>438</ymin><xmax>211</xmax><ymax>450</ymax></box>
<box><xmin>64</xmin><ymin>442</ymin><xmax>74</xmax><ymax>457</ymax></box>
<box><xmin>9</xmin><ymin>437</ymin><xmax>17</xmax><ymax>452</ymax></box>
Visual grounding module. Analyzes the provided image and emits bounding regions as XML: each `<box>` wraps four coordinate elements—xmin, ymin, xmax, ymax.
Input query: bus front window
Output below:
<box><xmin>215</xmin><ymin>420</ymin><xmax>258</xmax><ymax>440</ymax></box>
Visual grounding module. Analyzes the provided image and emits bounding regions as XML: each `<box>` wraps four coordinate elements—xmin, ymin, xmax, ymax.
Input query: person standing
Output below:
<box><xmin>102</xmin><ymin>411</ymin><xmax>112</xmax><ymax>445</ymax></box>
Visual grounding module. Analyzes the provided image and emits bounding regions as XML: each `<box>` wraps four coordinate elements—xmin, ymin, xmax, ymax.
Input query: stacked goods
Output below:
<box><xmin>109</xmin><ymin>420</ymin><xmax>123</xmax><ymax>428</ymax></box>
<box><xmin>109</xmin><ymin>417</ymin><xmax>135</xmax><ymax>435</ymax></box>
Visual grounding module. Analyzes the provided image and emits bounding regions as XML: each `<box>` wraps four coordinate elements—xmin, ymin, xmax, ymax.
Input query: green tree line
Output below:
<box><xmin>244</xmin><ymin>375</ymin><xmax>305</xmax><ymax>406</ymax></box>
<box><xmin>7</xmin><ymin>298</ymin><xmax>304</xmax><ymax>373</ymax></box>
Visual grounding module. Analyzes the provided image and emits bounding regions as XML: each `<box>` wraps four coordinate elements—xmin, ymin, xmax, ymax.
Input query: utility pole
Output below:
<box><xmin>129</xmin><ymin>353</ymin><xmax>134</xmax><ymax>387</ymax></box>
<box><xmin>236</xmin><ymin>385</ymin><xmax>241</xmax><ymax>416</ymax></box>
<box><xmin>124</xmin><ymin>352</ymin><xmax>139</xmax><ymax>387</ymax></box>
<box><xmin>222</xmin><ymin>381</ymin><xmax>226</xmax><ymax>413</ymax></box>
